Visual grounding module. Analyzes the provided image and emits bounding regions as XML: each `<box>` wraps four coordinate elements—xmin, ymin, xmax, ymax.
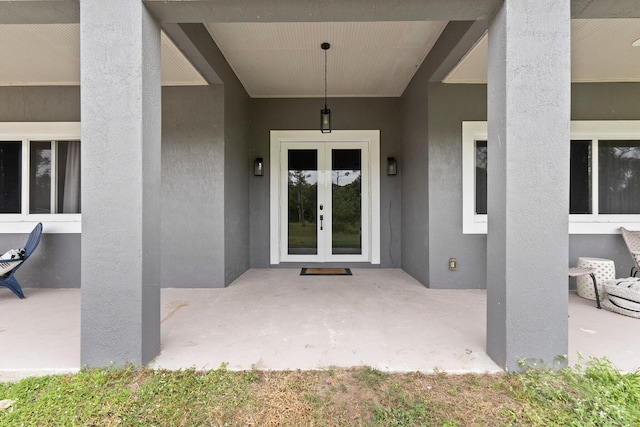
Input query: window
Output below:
<box><xmin>463</xmin><ymin>121</ymin><xmax>640</xmax><ymax>234</ymax></box>
<box><xmin>0</xmin><ymin>123</ymin><xmax>81</xmax><ymax>233</ymax></box>
<box><xmin>28</xmin><ymin>140</ymin><xmax>81</xmax><ymax>214</ymax></box>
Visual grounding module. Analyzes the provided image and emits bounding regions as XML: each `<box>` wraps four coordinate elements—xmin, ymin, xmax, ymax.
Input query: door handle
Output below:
<box><xmin>319</xmin><ymin>215</ymin><xmax>324</xmax><ymax>230</ymax></box>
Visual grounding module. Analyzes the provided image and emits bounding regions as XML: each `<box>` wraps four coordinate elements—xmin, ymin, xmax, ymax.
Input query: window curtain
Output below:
<box><xmin>62</xmin><ymin>141</ymin><xmax>81</xmax><ymax>213</ymax></box>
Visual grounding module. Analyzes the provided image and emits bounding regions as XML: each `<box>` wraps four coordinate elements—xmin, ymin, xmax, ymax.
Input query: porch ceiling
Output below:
<box><xmin>0</xmin><ymin>24</ymin><xmax>207</xmax><ymax>87</ymax></box>
<box><xmin>204</xmin><ymin>21</ymin><xmax>448</xmax><ymax>97</ymax></box>
<box><xmin>1</xmin><ymin>17</ymin><xmax>640</xmax><ymax>93</ymax></box>
<box><xmin>445</xmin><ymin>19</ymin><xmax>640</xmax><ymax>84</ymax></box>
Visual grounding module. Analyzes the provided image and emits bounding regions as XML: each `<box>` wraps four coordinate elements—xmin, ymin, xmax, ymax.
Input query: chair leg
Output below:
<box><xmin>1</xmin><ymin>276</ymin><xmax>25</xmax><ymax>299</ymax></box>
<box><xmin>590</xmin><ymin>273</ymin><xmax>601</xmax><ymax>309</ymax></box>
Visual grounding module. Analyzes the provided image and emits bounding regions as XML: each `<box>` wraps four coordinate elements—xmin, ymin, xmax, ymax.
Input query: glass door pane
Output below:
<box><xmin>287</xmin><ymin>149</ymin><xmax>318</xmax><ymax>254</ymax></box>
<box><xmin>331</xmin><ymin>149</ymin><xmax>362</xmax><ymax>255</ymax></box>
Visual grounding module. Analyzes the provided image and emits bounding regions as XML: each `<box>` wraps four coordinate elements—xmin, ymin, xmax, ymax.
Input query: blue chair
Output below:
<box><xmin>0</xmin><ymin>223</ymin><xmax>43</xmax><ymax>299</ymax></box>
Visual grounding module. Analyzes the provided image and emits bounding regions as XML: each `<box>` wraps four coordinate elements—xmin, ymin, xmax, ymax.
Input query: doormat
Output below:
<box><xmin>300</xmin><ymin>268</ymin><xmax>352</xmax><ymax>276</ymax></box>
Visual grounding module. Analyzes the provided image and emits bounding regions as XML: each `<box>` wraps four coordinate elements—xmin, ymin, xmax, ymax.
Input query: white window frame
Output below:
<box><xmin>0</xmin><ymin>122</ymin><xmax>81</xmax><ymax>234</ymax></box>
<box><xmin>462</xmin><ymin>120</ymin><xmax>640</xmax><ymax>235</ymax></box>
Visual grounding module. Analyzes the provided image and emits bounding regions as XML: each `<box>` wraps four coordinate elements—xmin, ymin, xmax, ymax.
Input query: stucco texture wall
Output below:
<box><xmin>1</xmin><ymin>84</ymin><xmax>245</xmax><ymax>290</ymax></box>
<box><xmin>161</xmin><ymin>86</ymin><xmax>226</xmax><ymax>288</ymax></box>
<box><xmin>0</xmin><ymin>87</ymin><xmax>81</xmax><ymax>289</ymax></box>
<box><xmin>427</xmin><ymin>83</ymin><xmax>487</xmax><ymax>289</ymax></box>
<box><xmin>426</xmin><ymin>82</ymin><xmax>640</xmax><ymax>288</ymax></box>
<box><xmin>249</xmin><ymin>97</ymin><xmax>402</xmax><ymax>268</ymax></box>
<box><xmin>400</xmin><ymin>63</ymin><xmax>430</xmax><ymax>286</ymax></box>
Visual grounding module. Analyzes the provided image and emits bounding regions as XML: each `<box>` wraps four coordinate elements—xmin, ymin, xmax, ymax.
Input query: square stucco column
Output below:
<box><xmin>80</xmin><ymin>0</ymin><xmax>161</xmax><ymax>366</ymax></box>
<box><xmin>486</xmin><ymin>0</ymin><xmax>571</xmax><ymax>371</ymax></box>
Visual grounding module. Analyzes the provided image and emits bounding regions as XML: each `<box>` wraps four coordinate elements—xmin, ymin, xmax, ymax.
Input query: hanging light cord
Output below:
<box><xmin>321</xmin><ymin>42</ymin><xmax>330</xmax><ymax>110</ymax></box>
<box><xmin>324</xmin><ymin>47</ymin><xmax>328</xmax><ymax>110</ymax></box>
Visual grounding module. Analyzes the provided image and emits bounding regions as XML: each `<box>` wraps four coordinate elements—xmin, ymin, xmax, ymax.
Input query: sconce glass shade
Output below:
<box><xmin>321</xmin><ymin>108</ymin><xmax>331</xmax><ymax>133</ymax></box>
<box><xmin>387</xmin><ymin>157</ymin><xmax>398</xmax><ymax>176</ymax></box>
<box><xmin>254</xmin><ymin>157</ymin><xmax>264</xmax><ymax>176</ymax></box>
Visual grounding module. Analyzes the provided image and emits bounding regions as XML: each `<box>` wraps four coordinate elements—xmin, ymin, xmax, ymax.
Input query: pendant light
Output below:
<box><xmin>320</xmin><ymin>42</ymin><xmax>331</xmax><ymax>133</ymax></box>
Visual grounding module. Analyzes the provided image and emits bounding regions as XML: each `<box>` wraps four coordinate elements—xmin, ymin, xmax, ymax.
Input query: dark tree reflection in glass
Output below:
<box><xmin>332</xmin><ymin>149</ymin><xmax>362</xmax><ymax>255</ymax></box>
<box><xmin>288</xmin><ymin>150</ymin><xmax>318</xmax><ymax>254</ymax></box>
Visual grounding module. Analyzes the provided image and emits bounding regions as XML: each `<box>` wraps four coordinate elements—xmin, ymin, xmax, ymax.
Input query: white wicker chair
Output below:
<box><xmin>620</xmin><ymin>227</ymin><xmax>640</xmax><ymax>277</ymax></box>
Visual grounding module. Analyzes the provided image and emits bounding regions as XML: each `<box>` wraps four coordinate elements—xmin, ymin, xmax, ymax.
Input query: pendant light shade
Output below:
<box><xmin>320</xmin><ymin>42</ymin><xmax>331</xmax><ymax>133</ymax></box>
<box><xmin>321</xmin><ymin>107</ymin><xmax>331</xmax><ymax>133</ymax></box>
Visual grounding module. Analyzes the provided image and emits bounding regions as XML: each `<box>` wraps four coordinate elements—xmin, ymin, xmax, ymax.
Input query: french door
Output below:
<box><xmin>270</xmin><ymin>131</ymin><xmax>380</xmax><ymax>264</ymax></box>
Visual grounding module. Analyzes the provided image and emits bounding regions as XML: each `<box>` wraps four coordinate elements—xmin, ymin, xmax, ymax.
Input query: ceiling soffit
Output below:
<box><xmin>444</xmin><ymin>19</ymin><xmax>640</xmax><ymax>84</ymax></box>
<box><xmin>205</xmin><ymin>21</ymin><xmax>447</xmax><ymax>98</ymax></box>
<box><xmin>0</xmin><ymin>24</ymin><xmax>206</xmax><ymax>87</ymax></box>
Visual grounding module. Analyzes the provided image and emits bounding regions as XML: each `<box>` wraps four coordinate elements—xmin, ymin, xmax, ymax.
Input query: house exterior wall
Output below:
<box><xmin>173</xmin><ymin>23</ymin><xmax>251</xmax><ymax>287</ymax></box>
<box><xmin>161</xmin><ymin>86</ymin><xmax>226</xmax><ymax>288</ymax></box>
<box><xmin>0</xmin><ymin>86</ymin><xmax>81</xmax><ymax>289</ymax></box>
<box><xmin>400</xmin><ymin>59</ymin><xmax>430</xmax><ymax>286</ymax></box>
<box><xmin>428</xmin><ymin>83</ymin><xmax>487</xmax><ymax>288</ymax></box>
<box><xmin>249</xmin><ymin>97</ymin><xmax>402</xmax><ymax>268</ymax></box>
<box><xmin>221</xmin><ymin>52</ymin><xmax>250</xmax><ymax>287</ymax></box>
<box><xmin>1</xmin><ymin>85</ymin><xmax>243</xmax><ymax>290</ymax></box>
<box><xmin>426</xmin><ymin>82</ymin><xmax>640</xmax><ymax>289</ymax></box>
<box><xmin>224</xmin><ymin>85</ymin><xmax>250</xmax><ymax>285</ymax></box>
<box><xmin>569</xmin><ymin>83</ymin><xmax>640</xmax><ymax>278</ymax></box>
<box><xmin>5</xmin><ymin>82</ymin><xmax>640</xmax><ymax>291</ymax></box>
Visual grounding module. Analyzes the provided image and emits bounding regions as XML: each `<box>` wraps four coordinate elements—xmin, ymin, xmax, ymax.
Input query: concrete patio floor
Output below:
<box><xmin>1</xmin><ymin>268</ymin><xmax>639</xmax><ymax>382</ymax></box>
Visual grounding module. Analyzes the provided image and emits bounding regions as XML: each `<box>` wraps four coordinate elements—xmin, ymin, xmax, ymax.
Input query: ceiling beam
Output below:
<box><xmin>162</xmin><ymin>23</ymin><xmax>223</xmax><ymax>86</ymax></box>
<box><xmin>2</xmin><ymin>0</ymin><xmax>640</xmax><ymax>25</ymax></box>
<box><xmin>426</xmin><ymin>20</ymin><xmax>488</xmax><ymax>83</ymax></box>
<box><xmin>144</xmin><ymin>0</ymin><xmax>502</xmax><ymax>23</ymax></box>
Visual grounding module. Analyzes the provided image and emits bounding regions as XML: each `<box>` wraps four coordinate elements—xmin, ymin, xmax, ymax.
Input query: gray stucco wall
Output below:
<box><xmin>0</xmin><ymin>86</ymin><xmax>81</xmax><ymax>289</ymax></box>
<box><xmin>428</xmin><ymin>84</ymin><xmax>487</xmax><ymax>289</ymax></box>
<box><xmin>224</xmin><ymin>86</ymin><xmax>250</xmax><ymax>285</ymax></box>
<box><xmin>400</xmin><ymin>63</ymin><xmax>430</xmax><ymax>285</ymax></box>
<box><xmin>249</xmin><ymin>97</ymin><xmax>402</xmax><ymax>268</ymax></box>
<box><xmin>221</xmin><ymin>52</ymin><xmax>250</xmax><ymax>287</ymax></box>
<box><xmin>426</xmin><ymin>82</ymin><xmax>640</xmax><ymax>289</ymax></box>
<box><xmin>161</xmin><ymin>86</ymin><xmax>226</xmax><ymax>287</ymax></box>
<box><xmin>176</xmin><ymin>23</ymin><xmax>251</xmax><ymax>286</ymax></box>
<box><xmin>5</xmin><ymin>82</ymin><xmax>640</xmax><ymax>291</ymax></box>
<box><xmin>1</xmin><ymin>83</ymin><xmax>247</xmax><ymax>290</ymax></box>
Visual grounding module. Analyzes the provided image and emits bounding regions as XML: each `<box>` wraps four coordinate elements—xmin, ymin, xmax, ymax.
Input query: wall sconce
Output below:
<box><xmin>387</xmin><ymin>157</ymin><xmax>398</xmax><ymax>176</ymax></box>
<box><xmin>254</xmin><ymin>157</ymin><xmax>264</xmax><ymax>176</ymax></box>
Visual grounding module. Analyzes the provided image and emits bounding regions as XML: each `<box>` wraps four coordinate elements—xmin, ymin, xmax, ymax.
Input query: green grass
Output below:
<box><xmin>288</xmin><ymin>221</ymin><xmax>361</xmax><ymax>249</ymax></box>
<box><xmin>1</xmin><ymin>358</ymin><xmax>639</xmax><ymax>426</ymax></box>
<box><xmin>515</xmin><ymin>357</ymin><xmax>640</xmax><ymax>426</ymax></box>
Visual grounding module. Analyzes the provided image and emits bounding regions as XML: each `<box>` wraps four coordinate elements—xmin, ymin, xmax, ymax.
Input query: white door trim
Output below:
<box><xmin>270</xmin><ymin>130</ymin><xmax>380</xmax><ymax>265</ymax></box>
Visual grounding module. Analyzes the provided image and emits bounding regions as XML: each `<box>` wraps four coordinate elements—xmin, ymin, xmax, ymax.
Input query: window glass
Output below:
<box><xmin>29</xmin><ymin>141</ymin><xmax>51</xmax><ymax>214</ymax></box>
<box><xmin>599</xmin><ymin>140</ymin><xmax>640</xmax><ymax>214</ymax></box>
<box><xmin>475</xmin><ymin>141</ymin><xmax>487</xmax><ymax>215</ymax></box>
<box><xmin>570</xmin><ymin>140</ymin><xmax>592</xmax><ymax>214</ymax></box>
<box><xmin>0</xmin><ymin>142</ymin><xmax>21</xmax><ymax>213</ymax></box>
